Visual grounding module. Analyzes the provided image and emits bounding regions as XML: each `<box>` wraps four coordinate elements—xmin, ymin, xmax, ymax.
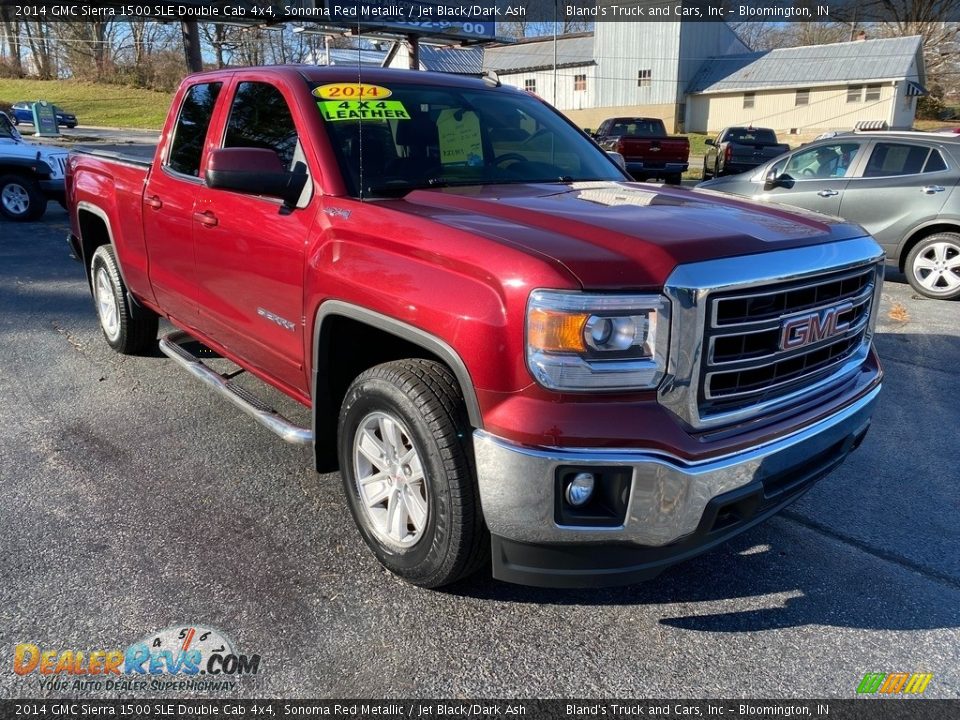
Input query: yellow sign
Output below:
<box><xmin>318</xmin><ymin>100</ymin><xmax>410</xmax><ymax>122</ymax></box>
<box><xmin>437</xmin><ymin>109</ymin><xmax>483</xmax><ymax>166</ymax></box>
<box><xmin>313</xmin><ymin>83</ymin><xmax>392</xmax><ymax>100</ymax></box>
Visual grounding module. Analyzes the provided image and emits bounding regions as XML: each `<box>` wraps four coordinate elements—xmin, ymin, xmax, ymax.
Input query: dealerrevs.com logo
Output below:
<box><xmin>857</xmin><ymin>672</ymin><xmax>933</xmax><ymax>695</ymax></box>
<box><xmin>14</xmin><ymin>625</ymin><xmax>260</xmax><ymax>693</ymax></box>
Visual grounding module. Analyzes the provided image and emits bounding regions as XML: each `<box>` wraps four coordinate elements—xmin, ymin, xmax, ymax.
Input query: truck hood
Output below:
<box><xmin>386</xmin><ymin>181</ymin><xmax>865</xmax><ymax>289</ymax></box>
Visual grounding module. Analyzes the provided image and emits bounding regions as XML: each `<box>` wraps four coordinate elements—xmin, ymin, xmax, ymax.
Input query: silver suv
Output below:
<box><xmin>699</xmin><ymin>131</ymin><xmax>960</xmax><ymax>300</ymax></box>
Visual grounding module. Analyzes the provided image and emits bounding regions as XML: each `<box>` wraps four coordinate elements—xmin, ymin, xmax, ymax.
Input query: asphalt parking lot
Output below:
<box><xmin>1</xmin><ymin>205</ymin><xmax>958</xmax><ymax>700</ymax></box>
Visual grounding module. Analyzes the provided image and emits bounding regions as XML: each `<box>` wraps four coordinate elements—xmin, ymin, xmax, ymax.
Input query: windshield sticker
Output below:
<box><xmin>313</xmin><ymin>83</ymin><xmax>392</xmax><ymax>100</ymax></box>
<box><xmin>437</xmin><ymin>109</ymin><xmax>483</xmax><ymax>166</ymax></box>
<box><xmin>318</xmin><ymin>100</ymin><xmax>410</xmax><ymax>122</ymax></box>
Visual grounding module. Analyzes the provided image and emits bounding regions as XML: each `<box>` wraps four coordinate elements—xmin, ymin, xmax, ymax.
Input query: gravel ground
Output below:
<box><xmin>1</xmin><ymin>205</ymin><xmax>958</xmax><ymax>700</ymax></box>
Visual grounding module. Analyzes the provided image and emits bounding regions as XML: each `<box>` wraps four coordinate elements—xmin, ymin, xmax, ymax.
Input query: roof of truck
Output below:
<box><xmin>182</xmin><ymin>65</ymin><xmax>505</xmax><ymax>92</ymax></box>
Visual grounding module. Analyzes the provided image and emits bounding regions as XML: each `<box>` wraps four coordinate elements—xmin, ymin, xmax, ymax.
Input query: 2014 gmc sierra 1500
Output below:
<box><xmin>67</xmin><ymin>66</ymin><xmax>884</xmax><ymax>589</ymax></box>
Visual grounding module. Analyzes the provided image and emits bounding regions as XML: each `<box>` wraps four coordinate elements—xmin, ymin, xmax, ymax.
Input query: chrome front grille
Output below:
<box><xmin>701</xmin><ymin>265</ymin><xmax>877</xmax><ymax>415</ymax></box>
<box><xmin>658</xmin><ymin>237</ymin><xmax>885</xmax><ymax>431</ymax></box>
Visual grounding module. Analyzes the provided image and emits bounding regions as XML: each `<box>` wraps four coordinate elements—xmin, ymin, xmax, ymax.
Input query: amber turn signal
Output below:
<box><xmin>528</xmin><ymin>308</ymin><xmax>588</xmax><ymax>353</ymax></box>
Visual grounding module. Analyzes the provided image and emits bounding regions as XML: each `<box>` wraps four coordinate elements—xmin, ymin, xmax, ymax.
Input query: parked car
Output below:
<box><xmin>699</xmin><ymin>131</ymin><xmax>960</xmax><ymax>300</ymax></box>
<box><xmin>9</xmin><ymin>102</ymin><xmax>32</xmax><ymax>125</ymax></box>
<box><xmin>9</xmin><ymin>102</ymin><xmax>78</xmax><ymax>128</ymax></box>
<box><xmin>67</xmin><ymin>67</ymin><xmax>882</xmax><ymax>589</ymax></box>
<box><xmin>702</xmin><ymin>126</ymin><xmax>790</xmax><ymax>178</ymax></box>
<box><xmin>592</xmin><ymin>117</ymin><xmax>689</xmax><ymax>183</ymax></box>
<box><xmin>54</xmin><ymin>105</ymin><xmax>78</xmax><ymax>129</ymax></box>
<box><xmin>0</xmin><ymin>111</ymin><xmax>68</xmax><ymax>220</ymax></box>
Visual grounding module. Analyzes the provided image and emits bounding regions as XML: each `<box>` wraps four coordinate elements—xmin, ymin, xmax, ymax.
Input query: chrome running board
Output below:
<box><xmin>158</xmin><ymin>330</ymin><xmax>313</xmax><ymax>445</ymax></box>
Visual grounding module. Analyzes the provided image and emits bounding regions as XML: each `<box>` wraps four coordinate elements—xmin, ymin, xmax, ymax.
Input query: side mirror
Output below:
<box><xmin>763</xmin><ymin>168</ymin><xmax>786</xmax><ymax>190</ymax></box>
<box><xmin>705</xmin><ymin>138</ymin><xmax>715</xmax><ymax>146</ymax></box>
<box><xmin>583</xmin><ymin>128</ymin><xmax>592</xmax><ymax>136</ymax></box>
<box><xmin>205</xmin><ymin>148</ymin><xmax>307</xmax><ymax>207</ymax></box>
<box><xmin>607</xmin><ymin>151</ymin><xmax>627</xmax><ymax>171</ymax></box>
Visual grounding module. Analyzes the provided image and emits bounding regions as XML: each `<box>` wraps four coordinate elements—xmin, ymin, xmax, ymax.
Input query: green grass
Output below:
<box><xmin>685</xmin><ymin>133</ymin><xmax>711</xmax><ymax>158</ymax></box>
<box><xmin>0</xmin><ymin>79</ymin><xmax>173</xmax><ymax>129</ymax></box>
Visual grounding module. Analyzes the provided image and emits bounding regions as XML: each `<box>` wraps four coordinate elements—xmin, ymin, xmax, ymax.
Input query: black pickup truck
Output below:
<box><xmin>702</xmin><ymin>126</ymin><xmax>790</xmax><ymax>179</ymax></box>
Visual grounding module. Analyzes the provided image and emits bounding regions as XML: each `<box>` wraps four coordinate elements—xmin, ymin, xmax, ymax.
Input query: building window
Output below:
<box><xmin>637</xmin><ymin>69</ymin><xmax>652</xmax><ymax>88</ymax></box>
<box><xmin>795</xmin><ymin>88</ymin><xmax>810</xmax><ymax>106</ymax></box>
<box><xmin>524</xmin><ymin>78</ymin><xmax>536</xmax><ymax>93</ymax></box>
<box><xmin>847</xmin><ymin>85</ymin><xmax>864</xmax><ymax>103</ymax></box>
<box><xmin>743</xmin><ymin>92</ymin><xmax>755</xmax><ymax>109</ymax></box>
<box><xmin>865</xmin><ymin>84</ymin><xmax>881</xmax><ymax>102</ymax></box>
<box><xmin>574</xmin><ymin>74</ymin><xmax>587</xmax><ymax>92</ymax></box>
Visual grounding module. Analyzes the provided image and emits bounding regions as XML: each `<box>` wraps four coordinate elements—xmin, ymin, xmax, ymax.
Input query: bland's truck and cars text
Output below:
<box><xmin>67</xmin><ymin>67</ymin><xmax>884</xmax><ymax>589</ymax></box>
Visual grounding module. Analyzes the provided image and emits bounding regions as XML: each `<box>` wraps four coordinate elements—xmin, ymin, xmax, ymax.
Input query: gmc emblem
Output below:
<box><xmin>779</xmin><ymin>301</ymin><xmax>854</xmax><ymax>351</ymax></box>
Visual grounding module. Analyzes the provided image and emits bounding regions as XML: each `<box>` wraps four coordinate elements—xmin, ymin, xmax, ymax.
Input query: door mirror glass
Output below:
<box><xmin>205</xmin><ymin>148</ymin><xmax>307</xmax><ymax>207</ymax></box>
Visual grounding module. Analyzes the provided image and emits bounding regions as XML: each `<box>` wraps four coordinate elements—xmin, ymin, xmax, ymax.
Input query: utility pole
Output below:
<box><xmin>181</xmin><ymin>20</ymin><xmax>203</xmax><ymax>72</ymax></box>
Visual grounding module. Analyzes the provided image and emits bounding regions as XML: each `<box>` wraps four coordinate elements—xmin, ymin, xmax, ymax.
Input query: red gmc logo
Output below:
<box><xmin>779</xmin><ymin>301</ymin><xmax>854</xmax><ymax>351</ymax></box>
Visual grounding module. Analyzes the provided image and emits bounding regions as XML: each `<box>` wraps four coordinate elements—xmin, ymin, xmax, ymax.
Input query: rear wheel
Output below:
<box><xmin>665</xmin><ymin>173</ymin><xmax>683</xmax><ymax>185</ymax></box>
<box><xmin>90</xmin><ymin>244</ymin><xmax>159</xmax><ymax>353</ymax></box>
<box><xmin>338</xmin><ymin>359</ymin><xmax>488</xmax><ymax>588</ymax></box>
<box><xmin>905</xmin><ymin>233</ymin><xmax>960</xmax><ymax>300</ymax></box>
<box><xmin>0</xmin><ymin>174</ymin><xmax>46</xmax><ymax>221</ymax></box>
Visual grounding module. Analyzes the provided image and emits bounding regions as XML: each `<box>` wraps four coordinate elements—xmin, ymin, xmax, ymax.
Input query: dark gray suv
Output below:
<box><xmin>699</xmin><ymin>132</ymin><xmax>960</xmax><ymax>300</ymax></box>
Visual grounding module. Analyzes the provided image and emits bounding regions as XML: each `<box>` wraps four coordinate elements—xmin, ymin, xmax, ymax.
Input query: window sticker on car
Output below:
<box><xmin>437</xmin><ymin>109</ymin><xmax>483</xmax><ymax>166</ymax></box>
<box><xmin>318</xmin><ymin>100</ymin><xmax>410</xmax><ymax>122</ymax></box>
<box><xmin>313</xmin><ymin>83</ymin><xmax>392</xmax><ymax>100</ymax></box>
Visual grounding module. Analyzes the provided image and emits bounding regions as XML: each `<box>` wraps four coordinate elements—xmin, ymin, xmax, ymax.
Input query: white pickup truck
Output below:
<box><xmin>0</xmin><ymin>111</ymin><xmax>68</xmax><ymax>221</ymax></box>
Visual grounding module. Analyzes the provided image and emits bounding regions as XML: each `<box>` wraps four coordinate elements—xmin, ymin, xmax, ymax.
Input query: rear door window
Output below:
<box><xmin>863</xmin><ymin>142</ymin><xmax>933</xmax><ymax>177</ymax></box>
<box><xmin>167</xmin><ymin>82</ymin><xmax>222</xmax><ymax>177</ymax></box>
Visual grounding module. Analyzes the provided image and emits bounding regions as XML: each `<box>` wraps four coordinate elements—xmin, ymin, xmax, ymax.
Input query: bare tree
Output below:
<box><xmin>23</xmin><ymin>20</ymin><xmax>54</xmax><ymax>79</ymax></box>
<box><xmin>0</xmin><ymin>4</ymin><xmax>23</xmax><ymax>76</ymax></box>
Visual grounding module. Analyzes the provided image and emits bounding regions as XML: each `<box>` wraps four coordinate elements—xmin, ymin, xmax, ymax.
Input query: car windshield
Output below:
<box><xmin>0</xmin><ymin>114</ymin><xmax>17</xmax><ymax>140</ymax></box>
<box><xmin>314</xmin><ymin>81</ymin><xmax>625</xmax><ymax>198</ymax></box>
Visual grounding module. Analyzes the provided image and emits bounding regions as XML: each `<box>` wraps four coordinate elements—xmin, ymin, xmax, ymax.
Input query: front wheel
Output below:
<box><xmin>338</xmin><ymin>359</ymin><xmax>488</xmax><ymax>588</ymax></box>
<box><xmin>0</xmin><ymin>174</ymin><xmax>46</xmax><ymax>221</ymax></box>
<box><xmin>702</xmin><ymin>158</ymin><xmax>712</xmax><ymax>180</ymax></box>
<box><xmin>905</xmin><ymin>233</ymin><xmax>960</xmax><ymax>300</ymax></box>
<box><xmin>90</xmin><ymin>244</ymin><xmax>159</xmax><ymax>353</ymax></box>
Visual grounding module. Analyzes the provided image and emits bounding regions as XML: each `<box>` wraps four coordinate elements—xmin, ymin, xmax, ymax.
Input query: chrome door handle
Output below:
<box><xmin>817</xmin><ymin>189</ymin><xmax>839</xmax><ymax>197</ymax></box>
<box><xmin>922</xmin><ymin>185</ymin><xmax>945</xmax><ymax>194</ymax></box>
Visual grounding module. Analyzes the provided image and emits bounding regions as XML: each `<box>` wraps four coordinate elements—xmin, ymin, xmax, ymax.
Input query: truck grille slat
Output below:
<box><xmin>700</xmin><ymin>263</ymin><xmax>878</xmax><ymax>417</ymax></box>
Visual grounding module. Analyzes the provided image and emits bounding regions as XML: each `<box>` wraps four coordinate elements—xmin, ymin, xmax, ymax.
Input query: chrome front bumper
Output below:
<box><xmin>474</xmin><ymin>384</ymin><xmax>879</xmax><ymax>586</ymax></box>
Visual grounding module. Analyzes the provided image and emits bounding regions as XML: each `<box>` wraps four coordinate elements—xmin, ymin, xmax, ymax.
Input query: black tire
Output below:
<box><xmin>0</xmin><ymin>174</ymin><xmax>46</xmax><ymax>221</ymax></box>
<box><xmin>702</xmin><ymin>158</ymin><xmax>712</xmax><ymax>180</ymax></box>
<box><xmin>89</xmin><ymin>244</ymin><xmax>159</xmax><ymax>353</ymax></box>
<box><xmin>905</xmin><ymin>232</ymin><xmax>960</xmax><ymax>300</ymax></box>
<box><xmin>665</xmin><ymin>173</ymin><xmax>683</xmax><ymax>185</ymax></box>
<box><xmin>338</xmin><ymin>359</ymin><xmax>488</xmax><ymax>588</ymax></box>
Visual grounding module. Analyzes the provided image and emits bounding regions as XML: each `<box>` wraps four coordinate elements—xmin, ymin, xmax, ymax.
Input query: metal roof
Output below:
<box><xmin>419</xmin><ymin>46</ymin><xmax>485</xmax><ymax>75</ymax></box>
<box><xmin>482</xmin><ymin>34</ymin><xmax>595</xmax><ymax>74</ymax></box>
<box><xmin>688</xmin><ymin>36</ymin><xmax>924</xmax><ymax>95</ymax></box>
<box><xmin>323</xmin><ymin>48</ymin><xmax>389</xmax><ymax>66</ymax></box>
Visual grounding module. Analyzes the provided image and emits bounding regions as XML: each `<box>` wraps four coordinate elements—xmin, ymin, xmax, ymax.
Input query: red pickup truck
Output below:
<box><xmin>592</xmin><ymin>117</ymin><xmax>690</xmax><ymax>183</ymax></box>
<box><xmin>67</xmin><ymin>66</ymin><xmax>883</xmax><ymax>589</ymax></box>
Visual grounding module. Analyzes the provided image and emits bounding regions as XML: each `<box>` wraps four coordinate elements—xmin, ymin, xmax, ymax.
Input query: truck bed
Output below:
<box><xmin>72</xmin><ymin>144</ymin><xmax>156</xmax><ymax>168</ymax></box>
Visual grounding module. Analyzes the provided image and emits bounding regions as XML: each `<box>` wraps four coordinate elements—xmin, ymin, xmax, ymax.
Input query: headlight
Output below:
<box><xmin>526</xmin><ymin>290</ymin><xmax>670</xmax><ymax>391</ymax></box>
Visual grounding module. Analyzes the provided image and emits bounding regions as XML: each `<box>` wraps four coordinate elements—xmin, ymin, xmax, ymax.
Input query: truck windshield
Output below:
<box><xmin>313</xmin><ymin>81</ymin><xmax>625</xmax><ymax>198</ymax></box>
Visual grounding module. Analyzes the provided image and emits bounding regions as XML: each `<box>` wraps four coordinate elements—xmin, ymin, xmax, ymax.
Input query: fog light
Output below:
<box><xmin>565</xmin><ymin>472</ymin><xmax>595</xmax><ymax>507</ymax></box>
